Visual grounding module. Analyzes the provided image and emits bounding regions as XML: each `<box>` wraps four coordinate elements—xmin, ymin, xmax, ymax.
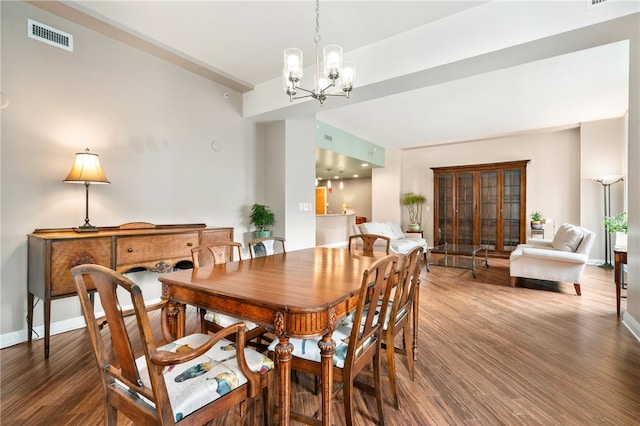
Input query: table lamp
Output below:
<box><xmin>64</xmin><ymin>148</ymin><xmax>110</xmax><ymax>232</ymax></box>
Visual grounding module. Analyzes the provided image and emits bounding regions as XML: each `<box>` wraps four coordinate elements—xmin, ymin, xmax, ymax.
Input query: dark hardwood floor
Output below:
<box><xmin>2</xmin><ymin>258</ymin><xmax>639</xmax><ymax>425</ymax></box>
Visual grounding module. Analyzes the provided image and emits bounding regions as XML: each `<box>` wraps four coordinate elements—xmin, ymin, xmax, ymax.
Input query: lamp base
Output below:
<box><xmin>74</xmin><ymin>224</ymin><xmax>99</xmax><ymax>233</ymax></box>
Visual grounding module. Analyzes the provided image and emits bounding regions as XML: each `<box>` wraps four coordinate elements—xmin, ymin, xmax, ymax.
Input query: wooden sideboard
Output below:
<box><xmin>27</xmin><ymin>223</ymin><xmax>233</xmax><ymax>358</ymax></box>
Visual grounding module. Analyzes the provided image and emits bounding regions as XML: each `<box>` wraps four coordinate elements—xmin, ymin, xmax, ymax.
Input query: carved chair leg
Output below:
<box><xmin>510</xmin><ymin>277</ymin><xmax>517</xmax><ymax>288</ymax></box>
<box><xmin>574</xmin><ymin>283</ymin><xmax>582</xmax><ymax>296</ymax></box>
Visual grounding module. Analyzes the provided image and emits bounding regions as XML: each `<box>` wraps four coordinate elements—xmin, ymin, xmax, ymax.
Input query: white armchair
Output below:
<box><xmin>509</xmin><ymin>224</ymin><xmax>596</xmax><ymax>295</ymax></box>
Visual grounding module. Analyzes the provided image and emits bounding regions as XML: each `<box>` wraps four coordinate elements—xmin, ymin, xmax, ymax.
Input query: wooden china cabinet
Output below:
<box><xmin>432</xmin><ymin>160</ymin><xmax>529</xmax><ymax>257</ymax></box>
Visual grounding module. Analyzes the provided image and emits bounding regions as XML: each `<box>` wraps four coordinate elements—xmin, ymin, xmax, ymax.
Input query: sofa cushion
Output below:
<box><xmin>552</xmin><ymin>224</ymin><xmax>584</xmax><ymax>252</ymax></box>
<box><xmin>386</xmin><ymin>221</ymin><xmax>406</xmax><ymax>239</ymax></box>
<box><xmin>390</xmin><ymin>239</ymin><xmax>423</xmax><ymax>254</ymax></box>
<box><xmin>361</xmin><ymin>222</ymin><xmax>396</xmax><ymax>239</ymax></box>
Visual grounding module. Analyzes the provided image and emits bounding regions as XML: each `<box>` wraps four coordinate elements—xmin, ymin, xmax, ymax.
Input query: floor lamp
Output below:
<box><xmin>594</xmin><ymin>176</ymin><xmax>623</xmax><ymax>269</ymax></box>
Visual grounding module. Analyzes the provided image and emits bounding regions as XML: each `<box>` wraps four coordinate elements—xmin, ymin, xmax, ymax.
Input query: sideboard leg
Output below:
<box><xmin>27</xmin><ymin>292</ymin><xmax>34</xmax><ymax>343</ymax></box>
<box><xmin>44</xmin><ymin>297</ymin><xmax>51</xmax><ymax>359</ymax></box>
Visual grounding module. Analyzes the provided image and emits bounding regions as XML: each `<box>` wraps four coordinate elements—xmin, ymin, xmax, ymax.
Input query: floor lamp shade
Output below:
<box><xmin>64</xmin><ymin>149</ymin><xmax>110</xmax><ymax>232</ymax></box>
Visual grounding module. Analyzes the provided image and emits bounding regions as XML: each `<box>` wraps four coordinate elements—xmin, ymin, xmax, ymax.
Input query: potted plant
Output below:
<box><xmin>530</xmin><ymin>211</ymin><xmax>544</xmax><ymax>229</ymax></box>
<box><xmin>401</xmin><ymin>193</ymin><xmax>426</xmax><ymax>231</ymax></box>
<box><xmin>603</xmin><ymin>211</ymin><xmax>628</xmax><ymax>248</ymax></box>
<box><xmin>250</xmin><ymin>203</ymin><xmax>275</xmax><ymax>238</ymax></box>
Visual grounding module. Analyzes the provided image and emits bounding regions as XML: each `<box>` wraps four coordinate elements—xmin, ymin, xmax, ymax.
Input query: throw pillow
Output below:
<box><xmin>552</xmin><ymin>224</ymin><xmax>584</xmax><ymax>252</ymax></box>
<box><xmin>361</xmin><ymin>222</ymin><xmax>383</xmax><ymax>235</ymax></box>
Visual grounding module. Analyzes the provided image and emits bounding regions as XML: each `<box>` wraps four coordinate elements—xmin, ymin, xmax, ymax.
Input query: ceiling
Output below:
<box><xmin>36</xmin><ymin>1</ymin><xmax>635</xmax><ymax>179</ymax></box>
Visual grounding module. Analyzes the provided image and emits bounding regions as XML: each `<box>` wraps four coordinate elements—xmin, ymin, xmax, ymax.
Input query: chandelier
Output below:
<box><xmin>283</xmin><ymin>0</ymin><xmax>355</xmax><ymax>106</ymax></box>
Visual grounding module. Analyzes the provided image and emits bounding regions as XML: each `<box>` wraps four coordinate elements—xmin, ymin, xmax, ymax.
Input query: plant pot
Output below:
<box><xmin>531</xmin><ymin>223</ymin><xmax>543</xmax><ymax>230</ymax></box>
<box><xmin>615</xmin><ymin>232</ymin><xmax>627</xmax><ymax>249</ymax></box>
<box><xmin>254</xmin><ymin>230</ymin><xmax>271</xmax><ymax>238</ymax></box>
<box><xmin>408</xmin><ymin>223</ymin><xmax>421</xmax><ymax>232</ymax></box>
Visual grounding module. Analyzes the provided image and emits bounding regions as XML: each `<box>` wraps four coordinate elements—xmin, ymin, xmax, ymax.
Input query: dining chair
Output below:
<box><xmin>248</xmin><ymin>236</ymin><xmax>286</xmax><ymax>258</ymax></box>
<box><xmin>348</xmin><ymin>233</ymin><xmax>391</xmax><ymax>255</ymax></box>
<box><xmin>191</xmin><ymin>242</ymin><xmax>269</xmax><ymax>347</ymax></box>
<box><xmin>270</xmin><ymin>254</ymin><xmax>399</xmax><ymax>426</ymax></box>
<box><xmin>191</xmin><ymin>241</ymin><xmax>242</xmax><ymax>268</ymax></box>
<box><xmin>380</xmin><ymin>245</ymin><xmax>424</xmax><ymax>409</ymax></box>
<box><xmin>71</xmin><ymin>264</ymin><xmax>274</xmax><ymax>426</ymax></box>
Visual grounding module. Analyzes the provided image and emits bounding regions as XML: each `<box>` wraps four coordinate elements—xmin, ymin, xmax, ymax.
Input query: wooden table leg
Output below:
<box><xmin>413</xmin><ymin>281</ymin><xmax>420</xmax><ymax>362</ymax></box>
<box><xmin>319</xmin><ymin>333</ymin><xmax>336</xmax><ymax>426</ymax></box>
<box><xmin>163</xmin><ymin>301</ymin><xmax>186</xmax><ymax>339</ymax></box>
<box><xmin>614</xmin><ymin>251</ymin><xmax>626</xmax><ymax>317</ymax></box>
<box><xmin>274</xmin><ymin>336</ymin><xmax>293</xmax><ymax>426</ymax></box>
<box><xmin>615</xmin><ymin>257</ymin><xmax>622</xmax><ymax>317</ymax></box>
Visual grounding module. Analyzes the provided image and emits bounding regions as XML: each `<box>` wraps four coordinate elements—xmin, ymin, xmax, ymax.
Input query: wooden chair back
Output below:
<box><xmin>248</xmin><ymin>236</ymin><xmax>286</xmax><ymax>258</ymax></box>
<box><xmin>383</xmin><ymin>245</ymin><xmax>423</xmax><ymax>408</ymax></box>
<box><xmin>71</xmin><ymin>263</ymin><xmax>271</xmax><ymax>425</ymax></box>
<box><xmin>191</xmin><ymin>241</ymin><xmax>242</xmax><ymax>267</ymax></box>
<box><xmin>348</xmin><ymin>233</ymin><xmax>391</xmax><ymax>255</ymax></box>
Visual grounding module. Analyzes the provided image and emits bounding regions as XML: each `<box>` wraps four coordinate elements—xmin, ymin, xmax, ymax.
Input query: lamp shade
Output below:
<box><xmin>64</xmin><ymin>150</ymin><xmax>110</xmax><ymax>184</ymax></box>
<box><xmin>594</xmin><ymin>175</ymin><xmax>624</xmax><ymax>185</ymax></box>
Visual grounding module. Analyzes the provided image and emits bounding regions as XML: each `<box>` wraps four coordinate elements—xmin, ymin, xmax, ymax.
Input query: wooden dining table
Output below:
<box><xmin>158</xmin><ymin>247</ymin><xmax>392</xmax><ymax>426</ymax></box>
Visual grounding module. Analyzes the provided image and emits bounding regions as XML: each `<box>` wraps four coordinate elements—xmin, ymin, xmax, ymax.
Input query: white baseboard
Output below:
<box><xmin>0</xmin><ymin>297</ymin><xmax>162</xmax><ymax>350</ymax></box>
<box><xmin>622</xmin><ymin>310</ymin><xmax>640</xmax><ymax>342</ymax></box>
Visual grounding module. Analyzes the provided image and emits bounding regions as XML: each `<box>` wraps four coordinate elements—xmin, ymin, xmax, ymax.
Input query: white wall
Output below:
<box><xmin>0</xmin><ymin>2</ymin><xmax>262</xmax><ymax>342</ymax></box>
<box><xmin>283</xmin><ymin>119</ymin><xmax>316</xmax><ymax>250</ymax></box>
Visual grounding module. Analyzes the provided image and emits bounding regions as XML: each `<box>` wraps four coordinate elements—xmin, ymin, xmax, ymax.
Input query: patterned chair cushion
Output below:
<box><xmin>339</xmin><ymin>301</ymin><xmax>406</xmax><ymax>332</ymax></box>
<box><xmin>203</xmin><ymin>311</ymin><xmax>260</xmax><ymax>330</ymax></box>
<box><xmin>129</xmin><ymin>333</ymin><xmax>273</xmax><ymax>422</ymax></box>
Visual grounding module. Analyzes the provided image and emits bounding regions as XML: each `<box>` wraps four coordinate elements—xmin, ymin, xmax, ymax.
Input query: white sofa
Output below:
<box><xmin>509</xmin><ymin>223</ymin><xmax>595</xmax><ymax>295</ymax></box>
<box><xmin>352</xmin><ymin>221</ymin><xmax>428</xmax><ymax>257</ymax></box>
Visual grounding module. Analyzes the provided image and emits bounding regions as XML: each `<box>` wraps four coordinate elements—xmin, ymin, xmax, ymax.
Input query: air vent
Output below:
<box><xmin>587</xmin><ymin>0</ymin><xmax>616</xmax><ymax>8</ymax></box>
<box><xmin>324</xmin><ymin>135</ymin><xmax>333</xmax><ymax>142</ymax></box>
<box><xmin>27</xmin><ymin>19</ymin><xmax>73</xmax><ymax>52</ymax></box>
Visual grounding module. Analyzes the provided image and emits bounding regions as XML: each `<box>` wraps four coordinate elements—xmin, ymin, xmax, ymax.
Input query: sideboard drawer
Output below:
<box><xmin>50</xmin><ymin>238</ymin><xmax>112</xmax><ymax>297</ymax></box>
<box><xmin>117</xmin><ymin>233</ymin><xmax>198</xmax><ymax>266</ymax></box>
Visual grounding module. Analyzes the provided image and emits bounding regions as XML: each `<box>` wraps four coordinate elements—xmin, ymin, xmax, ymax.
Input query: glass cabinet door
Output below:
<box><xmin>456</xmin><ymin>173</ymin><xmax>474</xmax><ymax>245</ymax></box>
<box><xmin>480</xmin><ymin>171</ymin><xmax>498</xmax><ymax>250</ymax></box>
<box><xmin>436</xmin><ymin>174</ymin><xmax>453</xmax><ymax>244</ymax></box>
<box><xmin>502</xmin><ymin>169</ymin><xmax>521</xmax><ymax>250</ymax></box>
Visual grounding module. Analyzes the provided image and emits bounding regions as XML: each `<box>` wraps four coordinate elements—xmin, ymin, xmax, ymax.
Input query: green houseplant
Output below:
<box><xmin>603</xmin><ymin>211</ymin><xmax>628</xmax><ymax>249</ymax></box>
<box><xmin>401</xmin><ymin>193</ymin><xmax>426</xmax><ymax>231</ymax></box>
<box><xmin>530</xmin><ymin>211</ymin><xmax>544</xmax><ymax>229</ymax></box>
<box><xmin>603</xmin><ymin>211</ymin><xmax>628</xmax><ymax>234</ymax></box>
<box><xmin>250</xmin><ymin>203</ymin><xmax>275</xmax><ymax>238</ymax></box>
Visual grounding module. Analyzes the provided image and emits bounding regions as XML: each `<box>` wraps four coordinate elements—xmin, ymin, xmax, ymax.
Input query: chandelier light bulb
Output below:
<box><xmin>283</xmin><ymin>48</ymin><xmax>303</xmax><ymax>89</ymax></box>
<box><xmin>323</xmin><ymin>44</ymin><xmax>342</xmax><ymax>79</ymax></box>
<box><xmin>341</xmin><ymin>63</ymin><xmax>355</xmax><ymax>92</ymax></box>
